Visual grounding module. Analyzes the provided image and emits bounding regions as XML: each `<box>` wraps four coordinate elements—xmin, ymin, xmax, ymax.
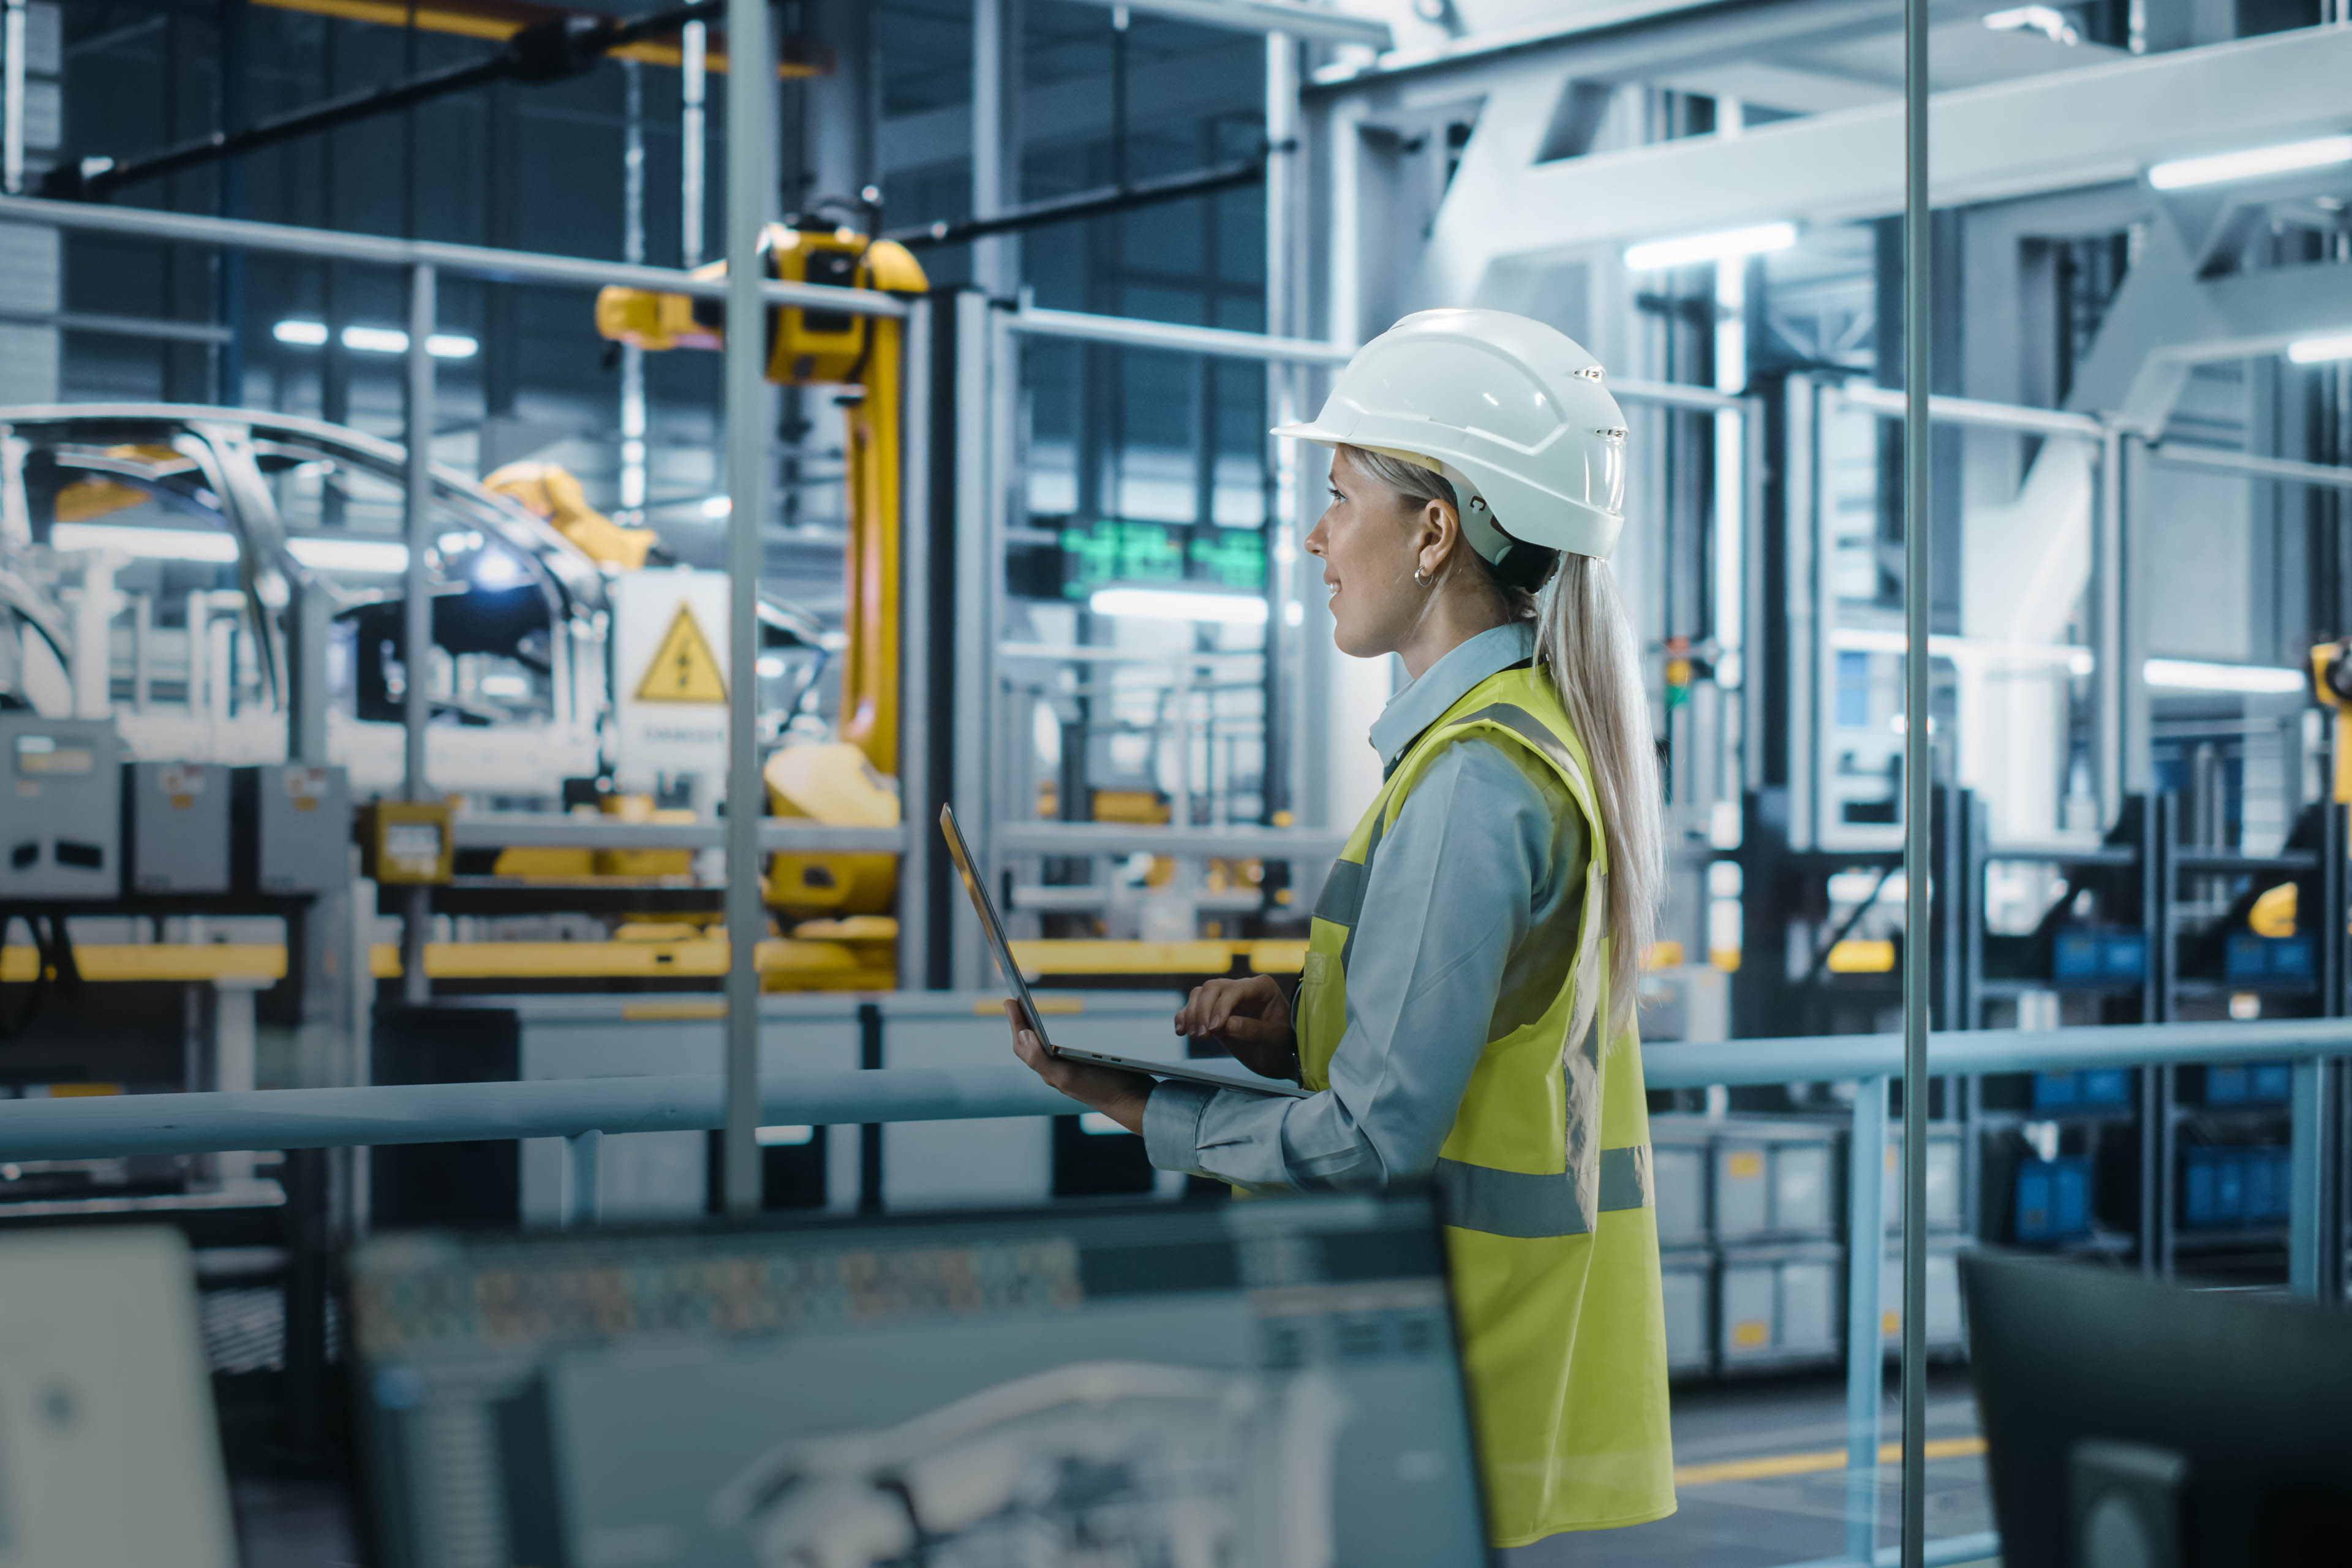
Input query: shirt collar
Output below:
<box><xmin>1370</xmin><ymin>620</ymin><xmax>1537</xmax><ymax>771</ymax></box>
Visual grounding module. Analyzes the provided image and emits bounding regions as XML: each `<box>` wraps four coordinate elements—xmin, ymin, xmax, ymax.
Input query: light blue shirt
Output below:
<box><xmin>1142</xmin><ymin>620</ymin><xmax>1591</xmax><ymax>1189</ymax></box>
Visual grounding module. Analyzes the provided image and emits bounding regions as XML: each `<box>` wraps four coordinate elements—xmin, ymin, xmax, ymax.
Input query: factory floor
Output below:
<box><xmin>226</xmin><ymin>1368</ymin><xmax>1993</xmax><ymax>1567</ymax></box>
<box><xmin>1529</xmin><ymin>1366</ymin><xmax>1995</xmax><ymax>1568</ymax></box>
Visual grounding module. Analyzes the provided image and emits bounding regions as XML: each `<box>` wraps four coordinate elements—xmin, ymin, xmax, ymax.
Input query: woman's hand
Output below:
<box><xmin>1173</xmin><ymin>974</ymin><xmax>1298</xmax><ymax>1082</ymax></box>
<box><xmin>1003</xmin><ymin>1000</ymin><xmax>1155</xmax><ymax>1133</ymax></box>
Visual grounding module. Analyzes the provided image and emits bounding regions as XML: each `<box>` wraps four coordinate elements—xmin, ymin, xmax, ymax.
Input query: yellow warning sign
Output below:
<box><xmin>633</xmin><ymin>603</ymin><xmax>728</xmax><ymax>703</ymax></box>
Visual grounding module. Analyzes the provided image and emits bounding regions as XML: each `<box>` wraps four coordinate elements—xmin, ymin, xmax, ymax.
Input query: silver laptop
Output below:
<box><xmin>940</xmin><ymin>804</ymin><xmax>1310</xmax><ymax>1099</ymax></box>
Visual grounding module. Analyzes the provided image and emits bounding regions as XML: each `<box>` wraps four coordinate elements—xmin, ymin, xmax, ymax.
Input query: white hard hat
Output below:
<box><xmin>1274</xmin><ymin>307</ymin><xmax>1629</xmax><ymax>562</ymax></box>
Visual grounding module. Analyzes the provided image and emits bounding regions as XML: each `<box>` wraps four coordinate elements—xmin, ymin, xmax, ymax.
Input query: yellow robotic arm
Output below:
<box><xmin>597</xmin><ymin>225</ymin><xmax>928</xmax><ymax>922</ymax></box>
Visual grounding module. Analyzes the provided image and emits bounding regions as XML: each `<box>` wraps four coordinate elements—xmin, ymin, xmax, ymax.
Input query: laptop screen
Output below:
<box><xmin>940</xmin><ymin>803</ymin><xmax>1051</xmax><ymax>1037</ymax></box>
<box><xmin>349</xmin><ymin>1193</ymin><xmax>1491</xmax><ymax>1567</ymax></box>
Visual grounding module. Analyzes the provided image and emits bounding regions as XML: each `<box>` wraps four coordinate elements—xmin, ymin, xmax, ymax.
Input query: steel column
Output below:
<box><xmin>1898</xmin><ymin>0</ymin><xmax>1931</xmax><ymax>1555</ymax></box>
<box><xmin>1844</xmin><ymin>1075</ymin><xmax>1888</xmax><ymax>1564</ymax></box>
<box><xmin>562</xmin><ymin>1128</ymin><xmax>602</xmax><ymax>1228</ymax></box>
<box><xmin>720</xmin><ymin>0</ymin><xmax>776</xmax><ymax>1216</ymax></box>
<box><xmin>897</xmin><ymin>296</ymin><xmax>935</xmax><ymax>990</ymax></box>
<box><xmin>2290</xmin><ymin>1056</ymin><xmax>2342</xmax><ymax>1302</ymax></box>
<box><xmin>399</xmin><ymin>264</ymin><xmax>435</xmax><ymax>1006</ymax></box>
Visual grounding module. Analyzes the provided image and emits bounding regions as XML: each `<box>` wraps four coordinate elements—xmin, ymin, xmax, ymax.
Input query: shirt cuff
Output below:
<box><xmin>1142</xmin><ymin>1079</ymin><xmax>1217</xmax><ymax>1175</ymax></box>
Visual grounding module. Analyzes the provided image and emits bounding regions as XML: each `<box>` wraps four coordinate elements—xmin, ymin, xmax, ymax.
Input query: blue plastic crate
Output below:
<box><xmin>2207</xmin><ymin>1065</ymin><xmax>2250</xmax><ymax>1104</ymax></box>
<box><xmin>2101</xmin><ymin>930</ymin><xmax>2148</xmax><ymax>981</ymax></box>
<box><xmin>2053</xmin><ymin>928</ymin><xmax>2103</xmax><ymax>982</ymax></box>
<box><xmin>2015</xmin><ymin>1156</ymin><xmax>2091</xmax><ymax>1243</ymax></box>
<box><xmin>2181</xmin><ymin>1146</ymin><xmax>2285</xmax><ymax>1227</ymax></box>
<box><xmin>2224</xmin><ymin>933</ymin><xmax>2268</xmax><ymax>982</ymax></box>
<box><xmin>2268</xmin><ymin>936</ymin><xmax>2313</xmax><ymax>980</ymax></box>
<box><xmin>2032</xmin><ymin>1071</ymin><xmax>2078</xmax><ymax>1111</ymax></box>
<box><xmin>2248</xmin><ymin>1062</ymin><xmax>2293</xmax><ymax>1102</ymax></box>
<box><xmin>2079</xmin><ymin>1068</ymin><xmax>2130</xmax><ymax>1107</ymax></box>
<box><xmin>2242</xmin><ymin>1148</ymin><xmax>2282</xmax><ymax>1222</ymax></box>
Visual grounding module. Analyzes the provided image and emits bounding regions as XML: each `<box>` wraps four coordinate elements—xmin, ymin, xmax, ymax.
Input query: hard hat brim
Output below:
<box><xmin>1270</xmin><ymin>420</ymin><xmax>1343</xmax><ymax>445</ymax></box>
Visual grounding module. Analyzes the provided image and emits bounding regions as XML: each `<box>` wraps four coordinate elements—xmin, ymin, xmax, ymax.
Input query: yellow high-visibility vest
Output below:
<box><xmin>1296</xmin><ymin>662</ymin><xmax>1675</xmax><ymax>1547</ymax></box>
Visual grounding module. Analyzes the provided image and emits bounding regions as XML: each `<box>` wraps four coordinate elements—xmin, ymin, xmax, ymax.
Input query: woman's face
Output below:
<box><xmin>1303</xmin><ymin>446</ymin><xmax>1438</xmax><ymax>659</ymax></box>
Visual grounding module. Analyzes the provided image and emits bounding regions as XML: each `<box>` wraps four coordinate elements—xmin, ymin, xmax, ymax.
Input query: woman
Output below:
<box><xmin>1008</xmin><ymin>307</ymin><xmax>1676</xmax><ymax>1550</ymax></box>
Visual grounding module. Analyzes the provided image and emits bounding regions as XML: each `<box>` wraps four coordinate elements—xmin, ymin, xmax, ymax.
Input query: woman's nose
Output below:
<box><xmin>1302</xmin><ymin>518</ymin><xmax>1327</xmax><ymax>557</ymax></box>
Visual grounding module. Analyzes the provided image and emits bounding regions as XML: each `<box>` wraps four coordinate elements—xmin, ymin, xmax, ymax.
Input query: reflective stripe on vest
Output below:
<box><xmin>1436</xmin><ymin>1144</ymin><xmax>1653</xmax><ymax>1240</ymax></box>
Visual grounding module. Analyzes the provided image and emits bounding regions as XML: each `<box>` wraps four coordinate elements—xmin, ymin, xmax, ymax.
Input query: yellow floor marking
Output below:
<box><xmin>1674</xmin><ymin>1436</ymin><xmax>1986</xmax><ymax>1488</ymax></box>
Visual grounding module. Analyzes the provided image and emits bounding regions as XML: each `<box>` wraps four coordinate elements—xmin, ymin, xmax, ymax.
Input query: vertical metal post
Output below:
<box><xmin>2</xmin><ymin>0</ymin><xmax>24</xmax><ymax>196</ymax></box>
<box><xmin>2095</xmin><ymin>424</ymin><xmax>2125</xmax><ymax>827</ymax></box>
<box><xmin>1844</xmin><ymin>1074</ymin><xmax>1889</xmax><ymax>1564</ymax></box>
<box><xmin>619</xmin><ymin>59</ymin><xmax>648</xmax><ymax>515</ymax></box>
<box><xmin>898</xmin><ymin>297</ymin><xmax>935</xmax><ymax>991</ymax></box>
<box><xmin>721</xmin><ymin>0</ymin><xmax>775</xmax><ymax>1217</ymax></box>
<box><xmin>1898</xmin><ymin>0</ymin><xmax>1931</xmax><ymax>1555</ymax></box>
<box><xmin>562</xmin><ymin>1129</ymin><xmax>602</xmax><ymax>1229</ymax></box>
<box><xmin>971</xmin><ymin>0</ymin><xmax>1015</xmax><ymax>297</ymax></box>
<box><xmin>400</xmin><ymin>263</ymin><xmax>436</xmax><ymax>1007</ymax></box>
<box><xmin>2290</xmin><ymin>1057</ymin><xmax>2340</xmax><ymax>1301</ymax></box>
<box><xmin>680</xmin><ymin>21</ymin><xmax>706</xmax><ymax>268</ymax></box>
<box><xmin>950</xmin><ymin>292</ymin><xmax>993</xmax><ymax>988</ymax></box>
<box><xmin>1262</xmin><ymin>31</ymin><xmax>1298</xmax><ymax>825</ymax></box>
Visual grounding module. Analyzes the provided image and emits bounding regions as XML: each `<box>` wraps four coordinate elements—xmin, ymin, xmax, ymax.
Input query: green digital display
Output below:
<box><xmin>1055</xmin><ymin>519</ymin><xmax>1265</xmax><ymax>598</ymax></box>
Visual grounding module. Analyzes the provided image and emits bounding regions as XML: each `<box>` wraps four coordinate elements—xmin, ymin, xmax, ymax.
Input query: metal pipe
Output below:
<box><xmin>898</xmin><ymin>296</ymin><xmax>935</xmax><ymax>991</ymax></box>
<box><xmin>0</xmin><ymin>1068</ymin><xmax>1085</xmax><ymax>1162</ymax></box>
<box><xmin>1844</xmin><ymin>1075</ymin><xmax>1888</xmax><ymax>1564</ymax></box>
<box><xmin>0</xmin><ymin>194</ymin><xmax>905</xmax><ymax>316</ymax></box>
<box><xmin>888</xmin><ymin>157</ymin><xmax>1265</xmax><ymax>251</ymax></box>
<box><xmin>0</xmin><ymin>307</ymin><xmax>234</xmax><ymax>344</ymax></box>
<box><xmin>401</xmin><ymin>264</ymin><xmax>436</xmax><ymax>1008</ymax></box>
<box><xmin>0</xmin><ymin>1019</ymin><xmax>2343</xmax><ymax>1160</ymax></box>
<box><xmin>2148</xmin><ymin>441</ymin><xmax>2352</xmax><ymax>490</ymax></box>
<box><xmin>680</xmin><ymin>20</ymin><xmax>706</xmax><ymax>267</ymax></box>
<box><xmin>720</xmin><ymin>0</ymin><xmax>774</xmax><ymax>1218</ymax></box>
<box><xmin>990</xmin><ymin>821</ymin><xmax>1347</xmax><ymax>859</ymax></box>
<box><xmin>2</xmin><ymin>0</ymin><xmax>23</xmax><ymax>196</ymax></box>
<box><xmin>2095</xmin><ymin>424</ymin><xmax>2124</xmax><ymax>827</ymax></box>
<box><xmin>1899</xmin><ymin>0</ymin><xmax>1931</xmax><ymax>1548</ymax></box>
<box><xmin>1838</xmin><ymin>380</ymin><xmax>2104</xmax><ymax>440</ymax></box>
<box><xmin>1012</xmin><ymin>305</ymin><xmax>1351</xmax><ymax>364</ymax></box>
<box><xmin>451</xmin><ymin>816</ymin><xmax>907</xmax><ymax>852</ymax></box>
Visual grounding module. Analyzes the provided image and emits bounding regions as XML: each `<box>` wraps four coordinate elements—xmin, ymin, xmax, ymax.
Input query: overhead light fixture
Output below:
<box><xmin>755</xmin><ymin>1124</ymin><xmax>813</xmax><ymax>1146</ymax></box>
<box><xmin>1982</xmin><ymin>4</ymin><xmax>2078</xmax><ymax>43</ymax></box>
<box><xmin>701</xmin><ymin>495</ymin><xmax>734</xmax><ymax>518</ymax></box>
<box><xmin>287</xmin><ymin>537</ymin><xmax>408</xmax><ymax>573</ymax></box>
<box><xmin>271</xmin><ymin>320</ymin><xmax>479</xmax><ymax>358</ymax></box>
<box><xmin>1623</xmin><ymin>221</ymin><xmax>1798</xmax><ymax>273</ymax></box>
<box><xmin>2288</xmin><ymin>333</ymin><xmax>2352</xmax><ymax>365</ymax></box>
<box><xmin>1833</xmin><ymin>627</ymin><xmax>2093</xmax><ymax>674</ymax></box>
<box><xmin>1088</xmin><ymin>586</ymin><xmax>1269</xmax><ymax>624</ymax></box>
<box><xmin>50</xmin><ymin>522</ymin><xmax>238</xmax><ymax>562</ymax></box>
<box><xmin>2147</xmin><ymin>134</ymin><xmax>2352</xmax><ymax>192</ymax></box>
<box><xmin>471</xmin><ymin>550</ymin><xmax>524</xmax><ymax>587</ymax></box>
<box><xmin>2143</xmin><ymin>658</ymin><xmax>2305</xmax><ymax>694</ymax></box>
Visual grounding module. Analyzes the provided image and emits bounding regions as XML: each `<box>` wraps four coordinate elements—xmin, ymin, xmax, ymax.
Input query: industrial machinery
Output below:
<box><xmin>597</xmin><ymin>223</ymin><xmax>927</xmax><ymax>927</ymax></box>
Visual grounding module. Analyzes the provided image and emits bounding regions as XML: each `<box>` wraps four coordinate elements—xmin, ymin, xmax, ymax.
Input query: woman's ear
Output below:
<box><xmin>1415</xmin><ymin>497</ymin><xmax>1463</xmax><ymax>579</ymax></box>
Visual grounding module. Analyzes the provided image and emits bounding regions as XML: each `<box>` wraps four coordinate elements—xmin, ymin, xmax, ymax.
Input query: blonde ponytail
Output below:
<box><xmin>1344</xmin><ymin>444</ymin><xmax>1665</xmax><ymax>1041</ymax></box>
<box><xmin>1536</xmin><ymin>554</ymin><xmax>1663</xmax><ymax>1042</ymax></box>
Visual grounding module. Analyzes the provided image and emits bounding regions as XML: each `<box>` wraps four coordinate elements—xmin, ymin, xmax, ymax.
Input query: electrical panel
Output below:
<box><xmin>123</xmin><ymin>761</ymin><xmax>233</xmax><ymax>894</ymax></box>
<box><xmin>0</xmin><ymin>715</ymin><xmax>123</xmax><ymax>900</ymax></box>
<box><xmin>232</xmin><ymin>764</ymin><xmax>351</xmax><ymax>895</ymax></box>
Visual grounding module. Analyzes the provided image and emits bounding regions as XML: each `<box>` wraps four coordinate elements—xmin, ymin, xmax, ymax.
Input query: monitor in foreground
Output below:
<box><xmin>1962</xmin><ymin>1250</ymin><xmax>2352</xmax><ymax>1568</ymax></box>
<box><xmin>350</xmin><ymin>1191</ymin><xmax>1488</xmax><ymax>1568</ymax></box>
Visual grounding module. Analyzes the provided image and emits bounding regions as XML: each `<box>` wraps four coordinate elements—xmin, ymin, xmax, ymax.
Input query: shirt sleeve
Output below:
<box><xmin>1141</xmin><ymin>737</ymin><xmax>1575</xmax><ymax>1191</ymax></box>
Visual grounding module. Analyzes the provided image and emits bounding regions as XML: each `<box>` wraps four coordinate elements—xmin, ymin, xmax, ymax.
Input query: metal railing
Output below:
<box><xmin>0</xmin><ymin>1013</ymin><xmax>2339</xmax><ymax>1567</ymax></box>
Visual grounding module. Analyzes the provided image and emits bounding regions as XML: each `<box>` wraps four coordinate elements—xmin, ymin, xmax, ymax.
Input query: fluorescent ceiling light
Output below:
<box><xmin>701</xmin><ymin>495</ymin><xmax>734</xmax><ymax>518</ymax></box>
<box><xmin>1833</xmin><ymin>627</ymin><xmax>2092</xmax><ymax>674</ymax></box>
<box><xmin>1088</xmin><ymin>586</ymin><xmax>1269</xmax><ymax>624</ymax></box>
<box><xmin>1983</xmin><ymin>5</ymin><xmax>2078</xmax><ymax>43</ymax></box>
<box><xmin>50</xmin><ymin>521</ymin><xmax>238</xmax><ymax>562</ymax></box>
<box><xmin>755</xmin><ymin>1124</ymin><xmax>813</xmax><ymax>1146</ymax></box>
<box><xmin>287</xmin><ymin>536</ymin><xmax>408</xmax><ymax>573</ymax></box>
<box><xmin>755</xmin><ymin>655</ymin><xmax>787</xmax><ymax>677</ymax></box>
<box><xmin>1623</xmin><ymin>222</ymin><xmax>1798</xmax><ymax>273</ymax></box>
<box><xmin>1077</xmin><ymin>1112</ymin><xmax>1129</xmax><ymax>1136</ymax></box>
<box><xmin>2143</xmin><ymin>658</ymin><xmax>2305</xmax><ymax>694</ymax></box>
<box><xmin>2147</xmin><ymin>134</ymin><xmax>2352</xmax><ymax>191</ymax></box>
<box><xmin>2288</xmin><ymin>333</ymin><xmax>2352</xmax><ymax>365</ymax></box>
<box><xmin>273</xmin><ymin>320</ymin><xmax>478</xmax><ymax>358</ymax></box>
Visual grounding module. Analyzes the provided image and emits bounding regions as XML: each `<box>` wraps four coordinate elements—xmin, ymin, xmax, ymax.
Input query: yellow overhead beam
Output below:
<box><xmin>0</xmin><ymin>944</ymin><xmax>285</xmax><ymax>984</ymax></box>
<box><xmin>249</xmin><ymin>0</ymin><xmax>825</xmax><ymax>74</ymax></box>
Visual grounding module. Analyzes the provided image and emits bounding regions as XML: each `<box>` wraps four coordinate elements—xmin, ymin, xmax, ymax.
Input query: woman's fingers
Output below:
<box><xmin>1175</xmin><ymin>979</ymin><xmax>1240</xmax><ymax>1036</ymax></box>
